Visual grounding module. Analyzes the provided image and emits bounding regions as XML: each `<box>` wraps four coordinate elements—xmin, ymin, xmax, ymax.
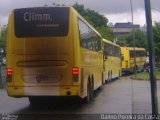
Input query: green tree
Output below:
<box><xmin>153</xmin><ymin>22</ymin><xmax>160</xmax><ymax>62</ymax></box>
<box><xmin>0</xmin><ymin>27</ymin><xmax>7</xmax><ymax>50</ymax></box>
<box><xmin>116</xmin><ymin>36</ymin><xmax>127</xmax><ymax>46</ymax></box>
<box><xmin>96</xmin><ymin>26</ymin><xmax>114</xmax><ymax>40</ymax></box>
<box><xmin>73</xmin><ymin>3</ymin><xmax>113</xmax><ymax>41</ymax></box>
<box><xmin>117</xmin><ymin>29</ymin><xmax>147</xmax><ymax>48</ymax></box>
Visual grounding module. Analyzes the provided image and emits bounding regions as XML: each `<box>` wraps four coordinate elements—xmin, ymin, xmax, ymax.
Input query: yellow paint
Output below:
<box><xmin>6</xmin><ymin>7</ymin><xmax>104</xmax><ymax>98</ymax></box>
<box><xmin>121</xmin><ymin>47</ymin><xmax>146</xmax><ymax>72</ymax></box>
<box><xmin>103</xmin><ymin>39</ymin><xmax>121</xmax><ymax>82</ymax></box>
<box><xmin>7</xmin><ymin>87</ymin><xmax>24</xmax><ymax>97</ymax></box>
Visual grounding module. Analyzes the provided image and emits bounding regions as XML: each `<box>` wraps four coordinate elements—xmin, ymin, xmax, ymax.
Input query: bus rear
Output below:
<box><xmin>121</xmin><ymin>47</ymin><xmax>146</xmax><ymax>73</ymax></box>
<box><xmin>121</xmin><ymin>47</ymin><xmax>130</xmax><ymax>73</ymax></box>
<box><xmin>6</xmin><ymin>7</ymin><xmax>78</xmax><ymax>98</ymax></box>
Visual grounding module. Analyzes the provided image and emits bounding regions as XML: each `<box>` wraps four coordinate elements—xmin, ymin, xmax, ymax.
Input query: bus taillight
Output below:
<box><xmin>72</xmin><ymin>67</ymin><xmax>79</xmax><ymax>81</ymax></box>
<box><xmin>7</xmin><ymin>68</ymin><xmax>13</xmax><ymax>82</ymax></box>
<box><xmin>7</xmin><ymin>68</ymin><xmax>13</xmax><ymax>76</ymax></box>
<box><xmin>72</xmin><ymin>67</ymin><xmax>79</xmax><ymax>75</ymax></box>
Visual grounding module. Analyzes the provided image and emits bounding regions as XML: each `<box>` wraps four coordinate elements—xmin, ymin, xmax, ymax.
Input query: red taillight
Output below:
<box><xmin>7</xmin><ymin>68</ymin><xmax>12</xmax><ymax>76</ymax></box>
<box><xmin>72</xmin><ymin>67</ymin><xmax>79</xmax><ymax>75</ymax></box>
<box><xmin>72</xmin><ymin>67</ymin><xmax>79</xmax><ymax>82</ymax></box>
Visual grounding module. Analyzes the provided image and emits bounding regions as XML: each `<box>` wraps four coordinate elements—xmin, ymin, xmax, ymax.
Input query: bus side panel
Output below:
<box><xmin>80</xmin><ymin>48</ymin><xmax>103</xmax><ymax>96</ymax></box>
<box><xmin>74</xmin><ymin>13</ymin><xmax>103</xmax><ymax>98</ymax></box>
<box><xmin>107</xmin><ymin>56</ymin><xmax>121</xmax><ymax>78</ymax></box>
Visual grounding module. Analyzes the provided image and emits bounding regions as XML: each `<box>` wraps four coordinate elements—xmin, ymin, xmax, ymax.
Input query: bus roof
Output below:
<box><xmin>102</xmin><ymin>39</ymin><xmax>120</xmax><ymax>48</ymax></box>
<box><xmin>121</xmin><ymin>47</ymin><xmax>145</xmax><ymax>51</ymax></box>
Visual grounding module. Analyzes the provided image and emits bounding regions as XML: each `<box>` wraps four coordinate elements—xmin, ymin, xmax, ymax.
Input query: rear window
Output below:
<box><xmin>14</xmin><ymin>7</ymin><xmax>69</xmax><ymax>37</ymax></box>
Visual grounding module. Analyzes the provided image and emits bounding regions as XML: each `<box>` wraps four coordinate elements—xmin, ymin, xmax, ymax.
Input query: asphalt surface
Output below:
<box><xmin>132</xmin><ymin>80</ymin><xmax>152</xmax><ymax>114</ymax></box>
<box><xmin>0</xmin><ymin>76</ymin><xmax>159</xmax><ymax>119</ymax></box>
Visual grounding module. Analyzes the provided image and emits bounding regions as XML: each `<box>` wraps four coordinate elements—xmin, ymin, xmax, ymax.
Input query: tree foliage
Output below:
<box><xmin>73</xmin><ymin>3</ymin><xmax>113</xmax><ymax>41</ymax></box>
<box><xmin>153</xmin><ymin>23</ymin><xmax>160</xmax><ymax>62</ymax></box>
<box><xmin>117</xmin><ymin>29</ymin><xmax>147</xmax><ymax>49</ymax></box>
<box><xmin>0</xmin><ymin>28</ymin><xmax>7</xmax><ymax>50</ymax></box>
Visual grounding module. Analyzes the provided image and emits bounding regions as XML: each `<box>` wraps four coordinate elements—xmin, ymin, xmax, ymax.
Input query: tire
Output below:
<box><xmin>110</xmin><ymin>71</ymin><xmax>112</xmax><ymax>81</ymax></box>
<box><xmin>85</xmin><ymin>82</ymin><xmax>91</xmax><ymax>103</ymax></box>
<box><xmin>102</xmin><ymin>72</ymin><xmax>104</xmax><ymax>85</ymax></box>
<box><xmin>108</xmin><ymin>71</ymin><xmax>112</xmax><ymax>82</ymax></box>
<box><xmin>84</xmin><ymin>78</ymin><xmax>93</xmax><ymax>103</ymax></box>
<box><xmin>107</xmin><ymin>71</ymin><xmax>110</xmax><ymax>82</ymax></box>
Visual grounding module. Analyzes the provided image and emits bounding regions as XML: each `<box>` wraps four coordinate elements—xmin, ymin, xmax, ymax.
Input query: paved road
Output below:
<box><xmin>133</xmin><ymin>79</ymin><xmax>160</xmax><ymax>114</ymax></box>
<box><xmin>132</xmin><ymin>80</ymin><xmax>152</xmax><ymax>114</ymax></box>
<box><xmin>0</xmin><ymin>76</ymin><xmax>159</xmax><ymax>119</ymax></box>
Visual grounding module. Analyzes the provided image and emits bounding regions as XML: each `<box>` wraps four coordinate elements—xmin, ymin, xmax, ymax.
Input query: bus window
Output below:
<box><xmin>14</xmin><ymin>7</ymin><xmax>69</xmax><ymax>37</ymax></box>
<box><xmin>78</xmin><ymin>19</ymin><xmax>101</xmax><ymax>52</ymax></box>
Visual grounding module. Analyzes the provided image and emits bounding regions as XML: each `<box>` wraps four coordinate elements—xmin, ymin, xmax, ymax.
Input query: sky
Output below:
<box><xmin>0</xmin><ymin>0</ymin><xmax>160</xmax><ymax>28</ymax></box>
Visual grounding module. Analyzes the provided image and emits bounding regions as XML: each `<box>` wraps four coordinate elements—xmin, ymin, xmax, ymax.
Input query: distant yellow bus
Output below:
<box><xmin>121</xmin><ymin>47</ymin><xmax>146</xmax><ymax>73</ymax></box>
<box><xmin>103</xmin><ymin>39</ymin><xmax>121</xmax><ymax>82</ymax></box>
<box><xmin>6</xmin><ymin>6</ymin><xmax>104</xmax><ymax>104</ymax></box>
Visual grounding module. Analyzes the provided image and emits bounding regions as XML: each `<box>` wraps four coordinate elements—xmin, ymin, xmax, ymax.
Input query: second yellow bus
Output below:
<box><xmin>103</xmin><ymin>39</ymin><xmax>121</xmax><ymax>82</ymax></box>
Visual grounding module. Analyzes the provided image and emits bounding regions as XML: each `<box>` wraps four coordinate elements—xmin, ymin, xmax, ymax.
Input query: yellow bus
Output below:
<box><xmin>121</xmin><ymin>47</ymin><xmax>146</xmax><ymax>74</ymax></box>
<box><xmin>6</xmin><ymin>6</ymin><xmax>104</xmax><ymax>104</ymax></box>
<box><xmin>103</xmin><ymin>39</ymin><xmax>121</xmax><ymax>82</ymax></box>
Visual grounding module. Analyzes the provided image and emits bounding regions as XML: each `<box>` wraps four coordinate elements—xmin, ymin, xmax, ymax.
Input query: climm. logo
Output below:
<box><xmin>23</xmin><ymin>12</ymin><xmax>53</xmax><ymax>22</ymax></box>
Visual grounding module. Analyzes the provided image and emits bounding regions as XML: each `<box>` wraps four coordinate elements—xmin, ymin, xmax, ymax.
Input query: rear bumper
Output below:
<box><xmin>7</xmin><ymin>86</ymin><xmax>80</xmax><ymax>97</ymax></box>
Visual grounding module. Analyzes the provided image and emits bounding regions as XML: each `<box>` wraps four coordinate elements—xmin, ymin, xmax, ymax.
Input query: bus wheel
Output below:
<box><xmin>85</xmin><ymin>79</ymin><xmax>93</xmax><ymax>103</ymax></box>
<box><xmin>91</xmin><ymin>77</ymin><xmax>94</xmax><ymax>98</ymax></box>
<box><xmin>102</xmin><ymin>72</ymin><xmax>105</xmax><ymax>85</ymax></box>
<box><xmin>102</xmin><ymin>72</ymin><xmax>104</xmax><ymax>85</ymax></box>
<box><xmin>107</xmin><ymin>71</ymin><xmax>110</xmax><ymax>82</ymax></box>
<box><xmin>108</xmin><ymin>71</ymin><xmax>112</xmax><ymax>82</ymax></box>
<box><xmin>110</xmin><ymin>71</ymin><xmax>112</xmax><ymax>81</ymax></box>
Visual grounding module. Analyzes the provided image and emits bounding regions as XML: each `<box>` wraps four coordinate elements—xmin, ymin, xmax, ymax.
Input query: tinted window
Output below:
<box><xmin>130</xmin><ymin>50</ymin><xmax>145</xmax><ymax>57</ymax></box>
<box><xmin>104</xmin><ymin>43</ymin><xmax>120</xmax><ymax>57</ymax></box>
<box><xmin>14</xmin><ymin>7</ymin><xmax>69</xmax><ymax>37</ymax></box>
<box><xmin>78</xmin><ymin>19</ymin><xmax>101</xmax><ymax>52</ymax></box>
